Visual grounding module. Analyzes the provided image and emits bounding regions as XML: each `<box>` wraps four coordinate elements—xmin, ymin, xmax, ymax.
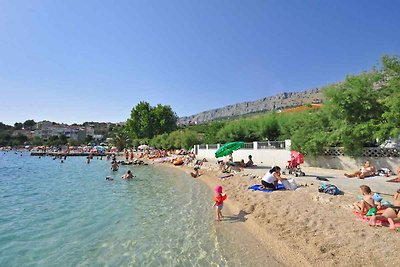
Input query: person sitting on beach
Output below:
<box><xmin>111</xmin><ymin>160</ymin><xmax>119</xmax><ymax>171</ymax></box>
<box><xmin>122</xmin><ymin>170</ymin><xmax>134</xmax><ymax>180</ymax></box>
<box><xmin>191</xmin><ymin>164</ymin><xmax>201</xmax><ymax>178</ymax></box>
<box><xmin>245</xmin><ymin>155</ymin><xmax>254</xmax><ymax>167</ymax></box>
<box><xmin>344</xmin><ymin>161</ymin><xmax>376</xmax><ymax>179</ymax></box>
<box><xmin>353</xmin><ymin>185</ymin><xmax>376</xmax><ymax>215</ymax></box>
<box><xmin>260</xmin><ymin>166</ymin><xmax>285</xmax><ymax>190</ymax></box>
<box><xmin>369</xmin><ymin>189</ymin><xmax>400</xmax><ymax>230</ymax></box>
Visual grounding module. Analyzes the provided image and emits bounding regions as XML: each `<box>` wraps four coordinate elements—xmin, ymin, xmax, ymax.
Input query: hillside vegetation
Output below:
<box><xmin>145</xmin><ymin>55</ymin><xmax>399</xmax><ymax>156</ymax></box>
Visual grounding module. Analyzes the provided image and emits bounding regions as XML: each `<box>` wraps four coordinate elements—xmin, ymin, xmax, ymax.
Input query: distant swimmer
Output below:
<box><xmin>61</xmin><ymin>160</ymin><xmax>64</xmax><ymax>163</ymax></box>
<box><xmin>86</xmin><ymin>156</ymin><xmax>91</xmax><ymax>164</ymax></box>
<box><xmin>111</xmin><ymin>161</ymin><xmax>119</xmax><ymax>171</ymax></box>
<box><xmin>122</xmin><ymin>170</ymin><xmax>134</xmax><ymax>180</ymax></box>
<box><xmin>106</xmin><ymin>176</ymin><xmax>114</xmax><ymax>181</ymax></box>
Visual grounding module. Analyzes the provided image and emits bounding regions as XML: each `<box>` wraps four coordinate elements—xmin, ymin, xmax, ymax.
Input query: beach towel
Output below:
<box><xmin>217</xmin><ymin>174</ymin><xmax>234</xmax><ymax>179</ymax></box>
<box><xmin>248</xmin><ymin>184</ymin><xmax>285</xmax><ymax>192</ymax></box>
<box><xmin>387</xmin><ymin>177</ymin><xmax>400</xmax><ymax>183</ymax></box>
<box><xmin>353</xmin><ymin>211</ymin><xmax>400</xmax><ymax>228</ymax></box>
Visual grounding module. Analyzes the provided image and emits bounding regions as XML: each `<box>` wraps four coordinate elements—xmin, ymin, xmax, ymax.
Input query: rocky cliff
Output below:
<box><xmin>179</xmin><ymin>88</ymin><xmax>324</xmax><ymax>124</ymax></box>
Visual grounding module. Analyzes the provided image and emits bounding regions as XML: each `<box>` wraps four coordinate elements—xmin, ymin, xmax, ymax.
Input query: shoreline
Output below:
<box><xmin>153</xmin><ymin>160</ymin><xmax>400</xmax><ymax>266</ymax></box>
<box><xmin>156</xmin><ymin>162</ymin><xmax>310</xmax><ymax>267</ymax></box>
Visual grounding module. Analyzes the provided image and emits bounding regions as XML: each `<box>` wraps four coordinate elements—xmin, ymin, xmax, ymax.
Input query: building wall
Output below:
<box><xmin>304</xmin><ymin>156</ymin><xmax>400</xmax><ymax>172</ymax></box>
<box><xmin>195</xmin><ymin>143</ymin><xmax>291</xmax><ymax>168</ymax></box>
<box><xmin>195</xmin><ymin>142</ymin><xmax>400</xmax><ymax>172</ymax></box>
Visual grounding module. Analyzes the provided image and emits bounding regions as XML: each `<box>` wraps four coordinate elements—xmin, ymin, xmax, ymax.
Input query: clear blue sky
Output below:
<box><xmin>0</xmin><ymin>0</ymin><xmax>399</xmax><ymax>125</ymax></box>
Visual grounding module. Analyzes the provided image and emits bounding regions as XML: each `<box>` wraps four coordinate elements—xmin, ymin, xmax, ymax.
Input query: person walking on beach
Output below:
<box><xmin>213</xmin><ymin>185</ymin><xmax>227</xmax><ymax>221</ymax></box>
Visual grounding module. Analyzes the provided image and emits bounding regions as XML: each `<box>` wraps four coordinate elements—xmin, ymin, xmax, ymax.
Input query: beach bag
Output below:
<box><xmin>282</xmin><ymin>179</ymin><xmax>298</xmax><ymax>190</ymax></box>
<box><xmin>377</xmin><ymin>168</ymin><xmax>392</xmax><ymax>177</ymax></box>
<box><xmin>319</xmin><ymin>183</ymin><xmax>340</xmax><ymax>195</ymax></box>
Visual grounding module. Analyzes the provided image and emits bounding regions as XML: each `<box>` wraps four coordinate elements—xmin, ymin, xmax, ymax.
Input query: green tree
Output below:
<box><xmin>31</xmin><ymin>136</ymin><xmax>44</xmax><ymax>146</ymax></box>
<box><xmin>152</xmin><ymin>104</ymin><xmax>178</xmax><ymax>135</ymax></box>
<box><xmin>127</xmin><ymin>101</ymin><xmax>154</xmax><ymax>139</ymax></box>
<box><xmin>377</xmin><ymin>55</ymin><xmax>400</xmax><ymax>140</ymax></box>
<box><xmin>0</xmin><ymin>122</ymin><xmax>12</xmax><ymax>131</ymax></box>
<box><xmin>112</xmin><ymin>126</ymin><xmax>131</xmax><ymax>151</ymax></box>
<box><xmin>324</xmin><ymin>72</ymin><xmax>384</xmax><ymax>155</ymax></box>
<box><xmin>14</xmin><ymin>122</ymin><xmax>23</xmax><ymax>130</ymax></box>
<box><xmin>204</xmin><ymin>122</ymin><xmax>225</xmax><ymax>143</ymax></box>
<box><xmin>59</xmin><ymin>134</ymin><xmax>68</xmax><ymax>145</ymax></box>
<box><xmin>126</xmin><ymin>101</ymin><xmax>177</xmax><ymax>141</ymax></box>
<box><xmin>84</xmin><ymin>135</ymin><xmax>94</xmax><ymax>145</ymax></box>
<box><xmin>23</xmin><ymin>120</ymin><xmax>36</xmax><ymax>130</ymax></box>
<box><xmin>258</xmin><ymin>113</ymin><xmax>281</xmax><ymax>140</ymax></box>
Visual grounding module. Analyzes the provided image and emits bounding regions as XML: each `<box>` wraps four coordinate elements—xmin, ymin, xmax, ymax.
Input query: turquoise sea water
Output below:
<box><xmin>0</xmin><ymin>152</ymin><xmax>275</xmax><ymax>266</ymax></box>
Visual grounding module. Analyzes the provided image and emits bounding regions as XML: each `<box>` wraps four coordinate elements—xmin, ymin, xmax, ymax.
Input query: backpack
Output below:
<box><xmin>318</xmin><ymin>183</ymin><xmax>340</xmax><ymax>195</ymax></box>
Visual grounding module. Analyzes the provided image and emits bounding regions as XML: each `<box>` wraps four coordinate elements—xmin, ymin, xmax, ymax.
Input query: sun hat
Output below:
<box><xmin>215</xmin><ymin>185</ymin><xmax>223</xmax><ymax>193</ymax></box>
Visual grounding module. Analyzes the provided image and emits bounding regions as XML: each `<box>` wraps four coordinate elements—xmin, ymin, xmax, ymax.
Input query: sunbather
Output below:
<box><xmin>245</xmin><ymin>155</ymin><xmax>254</xmax><ymax>167</ymax></box>
<box><xmin>345</xmin><ymin>161</ymin><xmax>376</xmax><ymax>179</ymax></box>
<box><xmin>353</xmin><ymin>185</ymin><xmax>375</xmax><ymax>215</ymax></box>
<box><xmin>369</xmin><ymin>189</ymin><xmax>400</xmax><ymax>230</ymax></box>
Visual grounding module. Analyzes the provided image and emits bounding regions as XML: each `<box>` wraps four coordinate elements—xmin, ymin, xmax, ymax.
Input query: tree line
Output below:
<box><xmin>117</xmin><ymin>55</ymin><xmax>400</xmax><ymax>156</ymax></box>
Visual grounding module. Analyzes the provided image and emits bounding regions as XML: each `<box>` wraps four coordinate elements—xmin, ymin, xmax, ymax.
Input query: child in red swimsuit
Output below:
<box><xmin>213</xmin><ymin>185</ymin><xmax>227</xmax><ymax>221</ymax></box>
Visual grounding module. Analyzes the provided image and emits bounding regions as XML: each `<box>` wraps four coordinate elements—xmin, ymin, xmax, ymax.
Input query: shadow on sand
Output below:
<box><xmin>223</xmin><ymin>210</ymin><xmax>249</xmax><ymax>223</ymax></box>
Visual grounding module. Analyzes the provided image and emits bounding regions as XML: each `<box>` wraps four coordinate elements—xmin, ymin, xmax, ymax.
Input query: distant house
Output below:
<box><xmin>34</xmin><ymin>121</ymin><xmax>96</xmax><ymax>142</ymax></box>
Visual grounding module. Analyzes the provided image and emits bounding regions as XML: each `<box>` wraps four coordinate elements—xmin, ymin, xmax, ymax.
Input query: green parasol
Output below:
<box><xmin>215</xmin><ymin>142</ymin><xmax>244</xmax><ymax>158</ymax></box>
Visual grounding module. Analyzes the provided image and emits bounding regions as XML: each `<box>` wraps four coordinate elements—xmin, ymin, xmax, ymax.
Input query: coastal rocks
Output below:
<box><xmin>178</xmin><ymin>88</ymin><xmax>324</xmax><ymax>124</ymax></box>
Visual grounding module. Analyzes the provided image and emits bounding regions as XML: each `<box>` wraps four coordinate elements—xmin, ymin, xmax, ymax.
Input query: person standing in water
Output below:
<box><xmin>111</xmin><ymin>160</ymin><xmax>119</xmax><ymax>171</ymax></box>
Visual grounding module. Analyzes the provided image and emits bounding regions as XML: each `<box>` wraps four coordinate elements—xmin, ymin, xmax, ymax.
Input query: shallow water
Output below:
<box><xmin>0</xmin><ymin>152</ymin><xmax>278</xmax><ymax>266</ymax></box>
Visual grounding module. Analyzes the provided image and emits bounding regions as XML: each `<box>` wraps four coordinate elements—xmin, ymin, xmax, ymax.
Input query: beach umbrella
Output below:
<box><xmin>138</xmin><ymin>144</ymin><xmax>149</xmax><ymax>150</ymax></box>
<box><xmin>94</xmin><ymin>146</ymin><xmax>104</xmax><ymax>151</ymax></box>
<box><xmin>215</xmin><ymin>141</ymin><xmax>244</xmax><ymax>158</ymax></box>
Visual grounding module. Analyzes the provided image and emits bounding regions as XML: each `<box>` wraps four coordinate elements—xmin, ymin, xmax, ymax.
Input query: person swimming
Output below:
<box><xmin>122</xmin><ymin>170</ymin><xmax>134</xmax><ymax>179</ymax></box>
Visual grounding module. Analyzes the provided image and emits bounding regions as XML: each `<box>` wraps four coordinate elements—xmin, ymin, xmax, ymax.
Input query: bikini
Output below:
<box><xmin>392</xmin><ymin>206</ymin><xmax>400</xmax><ymax>215</ymax></box>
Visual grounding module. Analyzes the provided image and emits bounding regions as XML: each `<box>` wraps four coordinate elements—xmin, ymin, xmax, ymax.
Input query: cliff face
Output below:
<box><xmin>179</xmin><ymin>88</ymin><xmax>324</xmax><ymax>124</ymax></box>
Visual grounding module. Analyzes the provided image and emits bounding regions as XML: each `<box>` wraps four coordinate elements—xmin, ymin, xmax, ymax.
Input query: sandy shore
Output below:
<box><xmin>154</xmin><ymin>160</ymin><xmax>400</xmax><ymax>267</ymax></box>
